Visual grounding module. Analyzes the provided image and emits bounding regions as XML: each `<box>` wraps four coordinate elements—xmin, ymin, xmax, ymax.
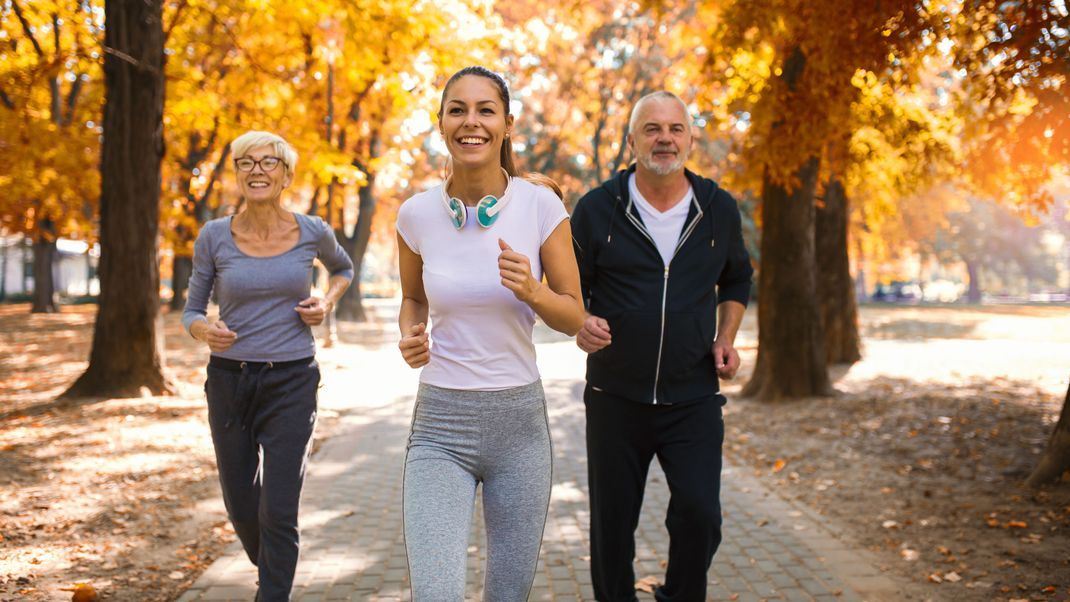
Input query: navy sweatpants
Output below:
<box><xmin>585</xmin><ymin>387</ymin><xmax>725</xmax><ymax>602</ymax></box>
<box><xmin>204</xmin><ymin>355</ymin><xmax>319</xmax><ymax>602</ymax></box>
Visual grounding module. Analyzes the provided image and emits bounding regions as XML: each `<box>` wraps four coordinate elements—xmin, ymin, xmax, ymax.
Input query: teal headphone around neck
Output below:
<box><xmin>440</xmin><ymin>169</ymin><xmax>512</xmax><ymax>229</ymax></box>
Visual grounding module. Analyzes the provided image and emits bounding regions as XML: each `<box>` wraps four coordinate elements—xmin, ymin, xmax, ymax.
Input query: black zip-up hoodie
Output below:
<box><xmin>570</xmin><ymin>165</ymin><xmax>754</xmax><ymax>405</ymax></box>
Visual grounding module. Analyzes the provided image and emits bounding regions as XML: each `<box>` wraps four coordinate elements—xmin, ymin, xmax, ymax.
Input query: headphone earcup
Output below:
<box><xmin>476</xmin><ymin>195</ymin><xmax>500</xmax><ymax>228</ymax></box>
<box><xmin>446</xmin><ymin>196</ymin><xmax>466</xmax><ymax>229</ymax></box>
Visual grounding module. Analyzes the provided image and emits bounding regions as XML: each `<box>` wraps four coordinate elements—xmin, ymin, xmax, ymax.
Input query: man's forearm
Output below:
<box><xmin>715</xmin><ymin>301</ymin><xmax>746</xmax><ymax>345</ymax></box>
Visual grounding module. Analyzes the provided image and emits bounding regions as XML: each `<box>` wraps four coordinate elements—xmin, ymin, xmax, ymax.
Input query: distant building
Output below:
<box><xmin>0</xmin><ymin>235</ymin><xmax>99</xmax><ymax>301</ymax></box>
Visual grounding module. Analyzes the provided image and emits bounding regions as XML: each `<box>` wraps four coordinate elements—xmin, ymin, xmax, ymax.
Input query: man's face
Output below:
<box><xmin>628</xmin><ymin>98</ymin><xmax>693</xmax><ymax>177</ymax></box>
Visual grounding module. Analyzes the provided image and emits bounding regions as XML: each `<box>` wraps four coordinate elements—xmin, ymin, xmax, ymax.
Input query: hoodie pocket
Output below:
<box><xmin>592</xmin><ymin>311</ymin><xmax>660</xmax><ymax>380</ymax></box>
<box><xmin>662</xmin><ymin>312</ymin><xmax>715</xmax><ymax>380</ymax></box>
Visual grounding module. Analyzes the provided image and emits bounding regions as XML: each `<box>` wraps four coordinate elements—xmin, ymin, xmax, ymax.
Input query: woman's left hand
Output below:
<box><xmin>498</xmin><ymin>238</ymin><xmax>541</xmax><ymax>304</ymax></box>
<box><xmin>295</xmin><ymin>296</ymin><xmax>332</xmax><ymax>325</ymax></box>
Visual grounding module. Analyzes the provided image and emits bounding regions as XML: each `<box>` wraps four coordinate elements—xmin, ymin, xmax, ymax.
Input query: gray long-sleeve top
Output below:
<box><xmin>182</xmin><ymin>213</ymin><xmax>354</xmax><ymax>362</ymax></box>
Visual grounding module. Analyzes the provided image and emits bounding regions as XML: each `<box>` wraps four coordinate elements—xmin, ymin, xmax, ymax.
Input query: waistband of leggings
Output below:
<box><xmin>416</xmin><ymin>380</ymin><xmax>544</xmax><ymax>408</ymax></box>
<box><xmin>208</xmin><ymin>355</ymin><xmax>314</xmax><ymax>372</ymax></box>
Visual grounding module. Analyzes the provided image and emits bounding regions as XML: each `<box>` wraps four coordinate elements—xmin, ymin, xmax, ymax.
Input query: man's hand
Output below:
<box><xmin>713</xmin><ymin>340</ymin><xmax>740</xmax><ymax>380</ymax></box>
<box><xmin>577</xmin><ymin>315</ymin><xmax>612</xmax><ymax>353</ymax></box>
<box><xmin>399</xmin><ymin>322</ymin><xmax>430</xmax><ymax>368</ymax></box>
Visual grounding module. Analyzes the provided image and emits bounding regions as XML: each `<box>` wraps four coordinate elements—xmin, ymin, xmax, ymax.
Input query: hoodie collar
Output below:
<box><xmin>606</xmin><ymin>164</ymin><xmax>718</xmax><ymax>212</ymax></box>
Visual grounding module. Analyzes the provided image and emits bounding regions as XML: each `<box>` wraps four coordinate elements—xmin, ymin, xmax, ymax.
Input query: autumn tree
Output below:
<box><xmin>949</xmin><ymin>0</ymin><xmax>1069</xmax><ymax>484</ymax></box>
<box><xmin>307</xmin><ymin>0</ymin><xmax>485</xmax><ymax>321</ymax></box>
<box><xmin>497</xmin><ymin>0</ymin><xmax>700</xmax><ymax>196</ymax></box>
<box><xmin>64</xmin><ymin>0</ymin><xmax>172</xmax><ymax>397</ymax></box>
<box><xmin>690</xmin><ymin>0</ymin><xmax>935</xmax><ymax>399</ymax></box>
<box><xmin>0</xmin><ymin>0</ymin><xmax>102</xmax><ymax>313</ymax></box>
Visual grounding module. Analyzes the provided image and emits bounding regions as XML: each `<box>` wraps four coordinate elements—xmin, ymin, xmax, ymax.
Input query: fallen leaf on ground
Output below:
<box><xmin>635</xmin><ymin>575</ymin><xmax>660</xmax><ymax>593</ymax></box>
<box><xmin>943</xmin><ymin>571</ymin><xmax>962</xmax><ymax>582</ymax></box>
<box><xmin>71</xmin><ymin>583</ymin><xmax>99</xmax><ymax>602</ymax></box>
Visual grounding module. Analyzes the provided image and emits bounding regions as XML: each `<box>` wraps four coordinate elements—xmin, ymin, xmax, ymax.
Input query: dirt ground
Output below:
<box><xmin>1</xmin><ymin>302</ymin><xmax>1069</xmax><ymax>601</ymax></box>
<box><xmin>722</xmin><ymin>305</ymin><xmax>1070</xmax><ymax>602</ymax></box>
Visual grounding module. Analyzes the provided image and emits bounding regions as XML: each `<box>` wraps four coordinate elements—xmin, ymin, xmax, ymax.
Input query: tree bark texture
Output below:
<box><xmin>816</xmin><ymin>175</ymin><xmax>861</xmax><ymax>364</ymax></box>
<box><xmin>64</xmin><ymin>0</ymin><xmax>173</xmax><ymax>397</ymax></box>
<box><xmin>741</xmin><ymin>45</ymin><xmax>831</xmax><ymax>400</ymax></box>
<box><xmin>169</xmin><ymin>255</ymin><xmax>192</xmax><ymax>311</ymax></box>
<box><xmin>335</xmin><ymin>174</ymin><xmax>377</xmax><ymax>322</ymax></box>
<box><xmin>742</xmin><ymin>157</ymin><xmax>832</xmax><ymax>400</ymax></box>
<box><xmin>1027</xmin><ymin>379</ymin><xmax>1070</xmax><ymax>487</ymax></box>
<box><xmin>31</xmin><ymin>218</ymin><xmax>59</xmax><ymax>313</ymax></box>
<box><xmin>965</xmin><ymin>259</ymin><xmax>981</xmax><ymax>303</ymax></box>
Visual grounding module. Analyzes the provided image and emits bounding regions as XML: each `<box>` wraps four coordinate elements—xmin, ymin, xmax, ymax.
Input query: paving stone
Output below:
<box><xmin>179</xmin><ymin>368</ymin><xmax>913</xmax><ymax>601</ymax></box>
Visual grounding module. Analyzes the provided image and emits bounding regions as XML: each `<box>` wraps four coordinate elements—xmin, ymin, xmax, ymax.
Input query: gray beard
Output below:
<box><xmin>640</xmin><ymin>153</ymin><xmax>685</xmax><ymax>176</ymax></box>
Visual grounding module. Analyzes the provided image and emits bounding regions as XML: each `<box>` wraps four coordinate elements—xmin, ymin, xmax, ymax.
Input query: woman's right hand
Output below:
<box><xmin>195</xmin><ymin>320</ymin><xmax>237</xmax><ymax>353</ymax></box>
<box><xmin>399</xmin><ymin>322</ymin><xmax>430</xmax><ymax>368</ymax></box>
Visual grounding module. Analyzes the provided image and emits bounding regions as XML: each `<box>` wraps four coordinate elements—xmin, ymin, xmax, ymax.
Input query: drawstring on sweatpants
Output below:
<box><xmin>224</xmin><ymin>361</ymin><xmax>274</xmax><ymax>431</ymax></box>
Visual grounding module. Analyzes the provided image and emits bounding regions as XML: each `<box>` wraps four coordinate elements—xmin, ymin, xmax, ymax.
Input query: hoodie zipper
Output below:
<box><xmin>621</xmin><ymin>192</ymin><xmax>706</xmax><ymax>404</ymax></box>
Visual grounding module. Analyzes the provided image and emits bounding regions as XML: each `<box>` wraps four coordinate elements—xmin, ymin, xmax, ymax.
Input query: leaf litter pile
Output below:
<box><xmin>722</xmin><ymin>305</ymin><xmax>1070</xmax><ymax>602</ymax></box>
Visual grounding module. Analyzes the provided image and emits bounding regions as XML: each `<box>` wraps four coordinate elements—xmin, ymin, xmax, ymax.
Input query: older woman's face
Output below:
<box><xmin>236</xmin><ymin>143</ymin><xmax>292</xmax><ymax>204</ymax></box>
<box><xmin>439</xmin><ymin>75</ymin><xmax>512</xmax><ymax>170</ymax></box>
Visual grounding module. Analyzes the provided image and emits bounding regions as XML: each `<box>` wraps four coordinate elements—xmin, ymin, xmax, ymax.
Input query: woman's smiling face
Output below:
<box><xmin>439</xmin><ymin>74</ymin><xmax>513</xmax><ymax>170</ymax></box>
<box><xmin>235</xmin><ymin>143</ymin><xmax>292</xmax><ymax>203</ymax></box>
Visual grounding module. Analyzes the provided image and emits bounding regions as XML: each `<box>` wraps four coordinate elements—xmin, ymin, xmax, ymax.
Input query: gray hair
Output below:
<box><xmin>230</xmin><ymin>130</ymin><xmax>298</xmax><ymax>176</ymax></box>
<box><xmin>628</xmin><ymin>91</ymin><xmax>690</xmax><ymax>134</ymax></box>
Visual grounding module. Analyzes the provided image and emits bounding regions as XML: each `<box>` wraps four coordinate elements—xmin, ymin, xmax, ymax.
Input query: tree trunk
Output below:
<box><xmin>169</xmin><ymin>255</ymin><xmax>191</xmax><ymax>311</ymax></box>
<box><xmin>64</xmin><ymin>0</ymin><xmax>173</xmax><ymax>398</ymax></box>
<box><xmin>1026</xmin><ymin>379</ymin><xmax>1070</xmax><ymax>487</ymax></box>
<box><xmin>965</xmin><ymin>259</ymin><xmax>981</xmax><ymax>303</ymax></box>
<box><xmin>335</xmin><ymin>175</ymin><xmax>376</xmax><ymax>322</ymax></box>
<box><xmin>742</xmin><ymin>157</ymin><xmax>832</xmax><ymax>400</ymax></box>
<box><xmin>1</xmin><ymin>237</ymin><xmax>8</xmax><ymax>301</ymax></box>
<box><xmin>816</xmin><ymin>174</ymin><xmax>861</xmax><ymax>364</ymax></box>
<box><xmin>31</xmin><ymin>219</ymin><xmax>59</xmax><ymax>313</ymax></box>
<box><xmin>741</xmin><ymin>45</ymin><xmax>831</xmax><ymax>400</ymax></box>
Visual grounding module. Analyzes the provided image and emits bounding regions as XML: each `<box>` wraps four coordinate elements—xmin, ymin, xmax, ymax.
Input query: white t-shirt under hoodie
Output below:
<box><xmin>396</xmin><ymin>176</ymin><xmax>569</xmax><ymax>390</ymax></box>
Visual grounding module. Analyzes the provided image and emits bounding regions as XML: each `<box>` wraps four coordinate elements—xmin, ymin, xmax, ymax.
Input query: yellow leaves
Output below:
<box><xmin>1006</xmin><ymin>88</ymin><xmax>1038</xmax><ymax>117</ymax></box>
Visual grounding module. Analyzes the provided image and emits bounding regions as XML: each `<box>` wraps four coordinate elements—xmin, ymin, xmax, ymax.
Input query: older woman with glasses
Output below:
<box><xmin>183</xmin><ymin>130</ymin><xmax>353</xmax><ymax>601</ymax></box>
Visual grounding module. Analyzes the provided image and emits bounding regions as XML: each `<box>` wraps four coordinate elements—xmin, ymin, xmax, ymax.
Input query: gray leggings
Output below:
<box><xmin>403</xmin><ymin>380</ymin><xmax>552</xmax><ymax>601</ymax></box>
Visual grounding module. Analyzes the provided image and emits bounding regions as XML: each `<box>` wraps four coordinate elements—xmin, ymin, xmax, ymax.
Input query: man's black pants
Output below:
<box><xmin>205</xmin><ymin>356</ymin><xmax>319</xmax><ymax>602</ymax></box>
<box><xmin>585</xmin><ymin>387</ymin><xmax>725</xmax><ymax>602</ymax></box>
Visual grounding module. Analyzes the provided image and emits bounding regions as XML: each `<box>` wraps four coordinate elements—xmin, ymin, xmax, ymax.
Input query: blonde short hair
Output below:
<box><xmin>230</xmin><ymin>130</ymin><xmax>298</xmax><ymax>176</ymax></box>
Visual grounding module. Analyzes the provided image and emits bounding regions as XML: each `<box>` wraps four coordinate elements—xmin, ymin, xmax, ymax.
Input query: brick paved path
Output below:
<box><xmin>179</xmin><ymin>348</ymin><xmax>901</xmax><ymax>602</ymax></box>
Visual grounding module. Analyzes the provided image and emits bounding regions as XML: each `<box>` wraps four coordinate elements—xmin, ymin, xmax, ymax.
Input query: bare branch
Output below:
<box><xmin>11</xmin><ymin>0</ymin><xmax>46</xmax><ymax>59</ymax></box>
<box><xmin>0</xmin><ymin>88</ymin><xmax>15</xmax><ymax>110</ymax></box>
<box><xmin>52</xmin><ymin>12</ymin><xmax>60</xmax><ymax>54</ymax></box>
<box><xmin>102</xmin><ymin>45</ymin><xmax>160</xmax><ymax>76</ymax></box>
<box><xmin>49</xmin><ymin>78</ymin><xmax>62</xmax><ymax>124</ymax></box>
<box><xmin>64</xmin><ymin>75</ymin><xmax>85</xmax><ymax>125</ymax></box>
<box><xmin>197</xmin><ymin>144</ymin><xmax>230</xmax><ymax>210</ymax></box>
<box><xmin>164</xmin><ymin>0</ymin><xmax>190</xmax><ymax>45</ymax></box>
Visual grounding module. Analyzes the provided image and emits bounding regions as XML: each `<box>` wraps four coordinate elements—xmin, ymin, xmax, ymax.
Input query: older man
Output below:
<box><xmin>570</xmin><ymin>91</ymin><xmax>754</xmax><ymax>601</ymax></box>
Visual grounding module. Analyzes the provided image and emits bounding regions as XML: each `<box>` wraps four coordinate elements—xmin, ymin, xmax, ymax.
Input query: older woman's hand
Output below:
<box><xmin>200</xmin><ymin>320</ymin><xmax>237</xmax><ymax>353</ymax></box>
<box><xmin>295</xmin><ymin>296</ymin><xmax>332</xmax><ymax>326</ymax></box>
<box><xmin>399</xmin><ymin>322</ymin><xmax>430</xmax><ymax>368</ymax></box>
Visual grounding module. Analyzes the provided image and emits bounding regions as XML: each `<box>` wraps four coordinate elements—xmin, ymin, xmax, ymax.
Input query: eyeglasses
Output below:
<box><xmin>234</xmin><ymin>156</ymin><xmax>285</xmax><ymax>172</ymax></box>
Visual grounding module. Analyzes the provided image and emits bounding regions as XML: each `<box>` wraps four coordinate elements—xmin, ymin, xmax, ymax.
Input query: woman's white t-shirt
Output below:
<box><xmin>396</xmin><ymin>177</ymin><xmax>569</xmax><ymax>390</ymax></box>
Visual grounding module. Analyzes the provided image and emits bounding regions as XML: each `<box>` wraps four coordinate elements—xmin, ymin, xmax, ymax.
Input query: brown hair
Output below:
<box><xmin>523</xmin><ymin>172</ymin><xmax>569</xmax><ymax>210</ymax></box>
<box><xmin>438</xmin><ymin>66</ymin><xmax>519</xmax><ymax>177</ymax></box>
